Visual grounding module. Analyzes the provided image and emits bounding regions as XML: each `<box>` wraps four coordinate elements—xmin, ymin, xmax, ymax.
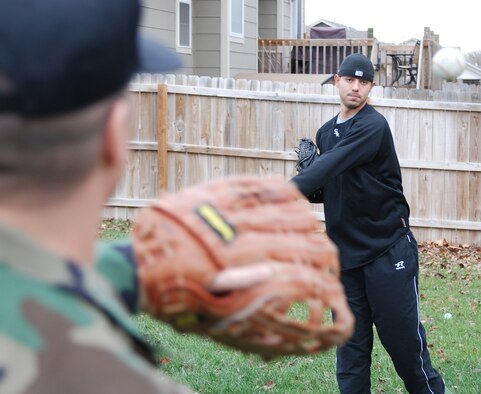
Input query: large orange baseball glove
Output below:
<box><xmin>132</xmin><ymin>176</ymin><xmax>353</xmax><ymax>360</ymax></box>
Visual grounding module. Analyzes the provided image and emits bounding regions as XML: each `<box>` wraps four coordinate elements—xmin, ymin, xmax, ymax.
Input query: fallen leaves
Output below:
<box><xmin>263</xmin><ymin>380</ymin><xmax>276</xmax><ymax>390</ymax></box>
<box><xmin>159</xmin><ymin>357</ymin><xmax>172</xmax><ymax>366</ymax></box>
<box><xmin>435</xmin><ymin>347</ymin><xmax>449</xmax><ymax>363</ymax></box>
<box><xmin>419</xmin><ymin>239</ymin><xmax>481</xmax><ymax>282</ymax></box>
<box><xmin>98</xmin><ymin>218</ymin><xmax>133</xmax><ymax>237</ymax></box>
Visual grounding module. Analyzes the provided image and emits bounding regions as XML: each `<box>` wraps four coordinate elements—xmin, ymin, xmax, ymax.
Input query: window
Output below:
<box><xmin>230</xmin><ymin>0</ymin><xmax>244</xmax><ymax>38</ymax></box>
<box><xmin>177</xmin><ymin>0</ymin><xmax>191</xmax><ymax>49</ymax></box>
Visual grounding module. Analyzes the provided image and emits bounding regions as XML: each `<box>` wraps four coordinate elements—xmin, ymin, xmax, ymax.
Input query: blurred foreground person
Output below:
<box><xmin>0</xmin><ymin>1</ymin><xmax>353</xmax><ymax>393</ymax></box>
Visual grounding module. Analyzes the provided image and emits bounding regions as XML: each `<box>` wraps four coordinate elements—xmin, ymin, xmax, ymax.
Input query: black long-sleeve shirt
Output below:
<box><xmin>291</xmin><ymin>104</ymin><xmax>410</xmax><ymax>270</ymax></box>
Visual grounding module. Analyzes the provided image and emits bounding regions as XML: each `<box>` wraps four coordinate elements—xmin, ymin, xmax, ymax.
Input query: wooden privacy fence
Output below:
<box><xmin>104</xmin><ymin>74</ymin><xmax>481</xmax><ymax>245</ymax></box>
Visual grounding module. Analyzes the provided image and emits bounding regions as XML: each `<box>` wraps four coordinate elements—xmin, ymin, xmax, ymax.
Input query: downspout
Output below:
<box><xmin>298</xmin><ymin>0</ymin><xmax>304</xmax><ymax>39</ymax></box>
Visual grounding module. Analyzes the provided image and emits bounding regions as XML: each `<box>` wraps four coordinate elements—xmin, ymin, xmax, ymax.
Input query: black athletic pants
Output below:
<box><xmin>336</xmin><ymin>232</ymin><xmax>445</xmax><ymax>394</ymax></box>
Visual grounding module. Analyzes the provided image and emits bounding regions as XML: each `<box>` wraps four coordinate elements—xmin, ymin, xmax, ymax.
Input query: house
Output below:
<box><xmin>306</xmin><ymin>19</ymin><xmax>373</xmax><ymax>40</ymax></box>
<box><xmin>139</xmin><ymin>0</ymin><xmax>305</xmax><ymax>78</ymax></box>
<box><xmin>457</xmin><ymin>62</ymin><xmax>481</xmax><ymax>85</ymax></box>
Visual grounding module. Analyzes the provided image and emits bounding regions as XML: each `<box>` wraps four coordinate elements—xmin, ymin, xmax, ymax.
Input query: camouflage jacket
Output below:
<box><xmin>0</xmin><ymin>221</ymin><xmax>192</xmax><ymax>394</ymax></box>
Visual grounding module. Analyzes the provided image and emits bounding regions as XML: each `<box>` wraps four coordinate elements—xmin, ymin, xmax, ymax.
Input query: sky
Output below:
<box><xmin>305</xmin><ymin>0</ymin><xmax>478</xmax><ymax>54</ymax></box>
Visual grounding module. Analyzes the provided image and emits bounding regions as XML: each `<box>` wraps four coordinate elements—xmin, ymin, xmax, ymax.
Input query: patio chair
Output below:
<box><xmin>388</xmin><ymin>40</ymin><xmax>420</xmax><ymax>86</ymax></box>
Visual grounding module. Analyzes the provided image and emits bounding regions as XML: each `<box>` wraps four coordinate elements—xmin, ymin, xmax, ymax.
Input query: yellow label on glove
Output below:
<box><xmin>175</xmin><ymin>314</ymin><xmax>199</xmax><ymax>327</ymax></box>
<box><xmin>197</xmin><ymin>203</ymin><xmax>236</xmax><ymax>243</ymax></box>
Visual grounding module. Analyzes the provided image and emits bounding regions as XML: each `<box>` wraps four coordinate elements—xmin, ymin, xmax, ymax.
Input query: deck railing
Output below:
<box><xmin>258</xmin><ymin>38</ymin><xmax>378</xmax><ymax>76</ymax></box>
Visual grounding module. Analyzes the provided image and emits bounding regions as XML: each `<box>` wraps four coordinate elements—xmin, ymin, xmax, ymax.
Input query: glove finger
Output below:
<box><xmin>205</xmin><ymin>176</ymin><xmax>304</xmax><ymax>209</ymax></box>
<box><xmin>207</xmin><ymin>267</ymin><xmax>352</xmax><ymax>354</ymax></box>
<box><xmin>223</xmin><ymin>233</ymin><xmax>339</xmax><ymax>274</ymax></box>
<box><xmin>227</xmin><ymin>200</ymin><xmax>318</xmax><ymax>233</ymax></box>
<box><xmin>207</xmin><ymin>264</ymin><xmax>274</xmax><ymax>292</ymax></box>
<box><xmin>208</xmin><ymin>255</ymin><xmax>338</xmax><ymax>293</ymax></box>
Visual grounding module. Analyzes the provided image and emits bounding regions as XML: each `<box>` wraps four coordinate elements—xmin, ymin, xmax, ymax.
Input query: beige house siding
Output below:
<box><xmin>193</xmin><ymin>0</ymin><xmax>221</xmax><ymax>76</ymax></box>
<box><xmin>139</xmin><ymin>1</ymin><xmax>175</xmax><ymax>42</ymax></box>
<box><xmin>139</xmin><ymin>0</ymin><xmax>194</xmax><ymax>74</ymax></box>
<box><xmin>258</xmin><ymin>0</ymin><xmax>277</xmax><ymax>39</ymax></box>
<box><xmin>139</xmin><ymin>0</ymin><xmax>296</xmax><ymax>77</ymax></box>
<box><xmin>258</xmin><ymin>0</ymin><xmax>292</xmax><ymax>39</ymax></box>
<box><xmin>282</xmin><ymin>0</ymin><xmax>291</xmax><ymax>39</ymax></box>
<box><xmin>230</xmin><ymin>0</ymin><xmax>258</xmax><ymax>77</ymax></box>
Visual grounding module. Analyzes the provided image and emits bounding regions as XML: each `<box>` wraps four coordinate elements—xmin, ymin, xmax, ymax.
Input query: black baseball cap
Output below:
<box><xmin>0</xmin><ymin>0</ymin><xmax>181</xmax><ymax>117</ymax></box>
<box><xmin>338</xmin><ymin>53</ymin><xmax>374</xmax><ymax>82</ymax></box>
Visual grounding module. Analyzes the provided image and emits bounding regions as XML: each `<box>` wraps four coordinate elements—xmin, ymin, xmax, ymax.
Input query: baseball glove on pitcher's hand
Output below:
<box><xmin>132</xmin><ymin>176</ymin><xmax>353</xmax><ymax>360</ymax></box>
<box><xmin>295</xmin><ymin>138</ymin><xmax>323</xmax><ymax>203</ymax></box>
<box><xmin>295</xmin><ymin>137</ymin><xmax>319</xmax><ymax>173</ymax></box>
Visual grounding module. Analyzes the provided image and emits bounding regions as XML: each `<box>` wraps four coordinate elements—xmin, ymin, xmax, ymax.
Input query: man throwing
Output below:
<box><xmin>291</xmin><ymin>53</ymin><xmax>446</xmax><ymax>393</ymax></box>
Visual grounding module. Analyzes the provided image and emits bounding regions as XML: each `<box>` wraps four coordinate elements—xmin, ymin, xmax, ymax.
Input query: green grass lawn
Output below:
<box><xmin>101</xmin><ymin>220</ymin><xmax>481</xmax><ymax>393</ymax></box>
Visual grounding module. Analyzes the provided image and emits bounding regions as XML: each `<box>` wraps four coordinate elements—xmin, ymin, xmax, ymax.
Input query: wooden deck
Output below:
<box><xmin>258</xmin><ymin>37</ymin><xmax>443</xmax><ymax>90</ymax></box>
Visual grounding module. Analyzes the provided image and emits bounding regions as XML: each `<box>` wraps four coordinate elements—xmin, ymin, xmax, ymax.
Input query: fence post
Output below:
<box><xmin>157</xmin><ymin>84</ymin><xmax>168</xmax><ymax>193</ymax></box>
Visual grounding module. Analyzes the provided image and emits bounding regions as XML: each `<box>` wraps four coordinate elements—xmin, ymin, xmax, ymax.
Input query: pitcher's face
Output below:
<box><xmin>335</xmin><ymin>75</ymin><xmax>374</xmax><ymax>112</ymax></box>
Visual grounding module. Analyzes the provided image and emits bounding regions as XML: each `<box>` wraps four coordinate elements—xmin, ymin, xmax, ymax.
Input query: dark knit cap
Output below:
<box><xmin>0</xmin><ymin>0</ymin><xmax>181</xmax><ymax>117</ymax></box>
<box><xmin>338</xmin><ymin>53</ymin><xmax>374</xmax><ymax>82</ymax></box>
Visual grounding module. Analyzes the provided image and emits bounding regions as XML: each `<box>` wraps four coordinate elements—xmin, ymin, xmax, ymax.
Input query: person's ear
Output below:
<box><xmin>98</xmin><ymin>96</ymin><xmax>130</xmax><ymax>201</ymax></box>
<box><xmin>102</xmin><ymin>97</ymin><xmax>130</xmax><ymax>169</ymax></box>
<box><xmin>334</xmin><ymin>74</ymin><xmax>341</xmax><ymax>86</ymax></box>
